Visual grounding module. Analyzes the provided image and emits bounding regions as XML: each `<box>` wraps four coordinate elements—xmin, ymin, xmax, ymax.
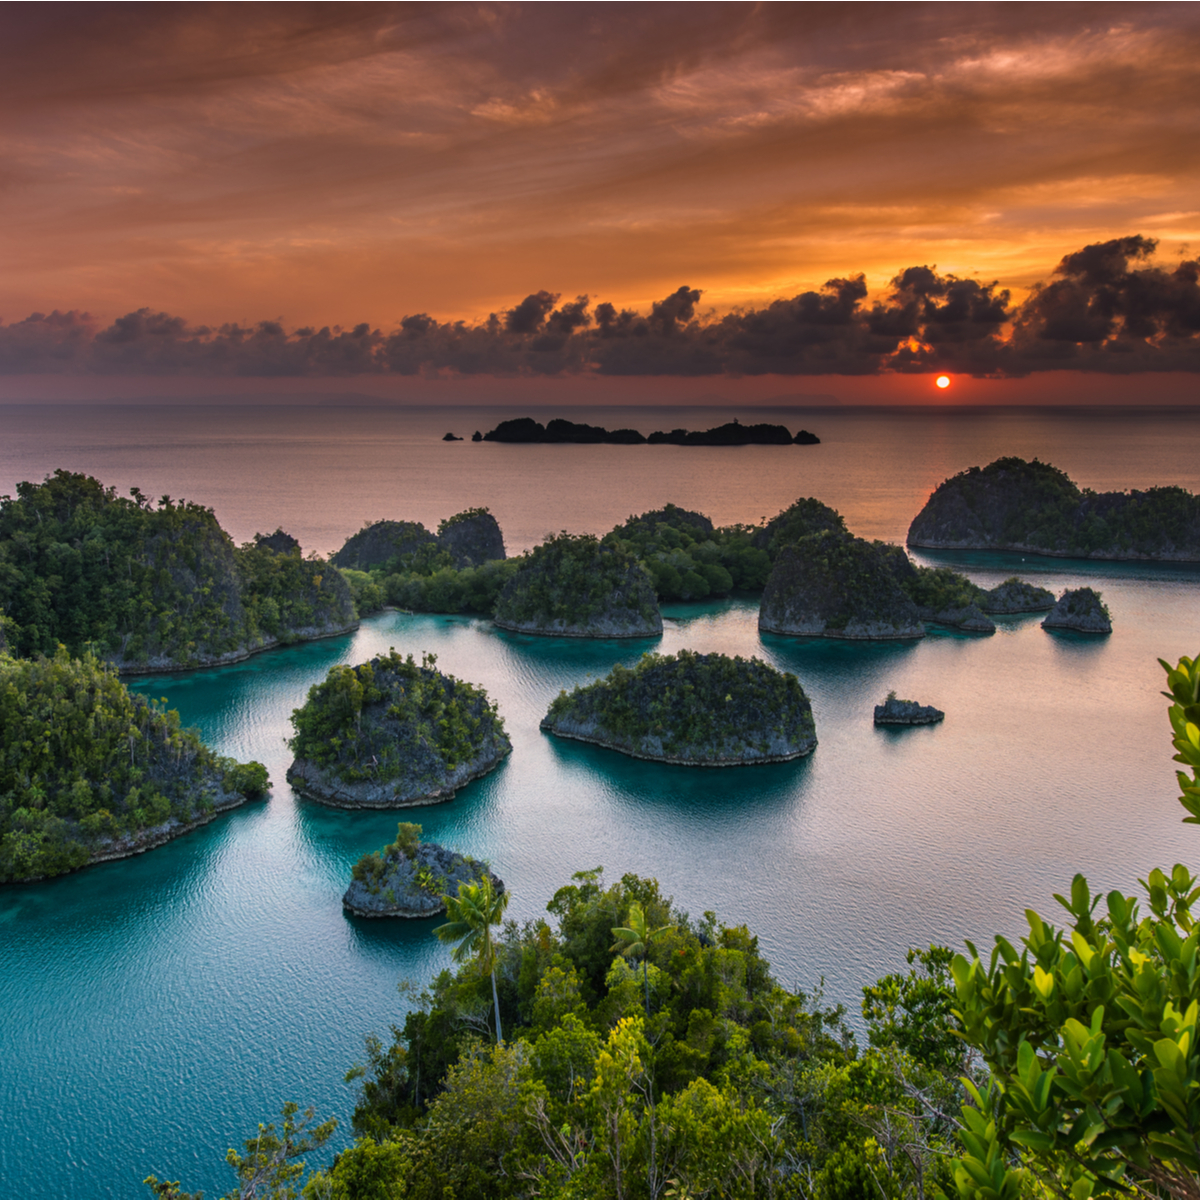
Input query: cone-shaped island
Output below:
<box><xmin>493</xmin><ymin>532</ymin><xmax>662</xmax><ymax>638</ymax></box>
<box><xmin>286</xmin><ymin>651</ymin><xmax>510</xmax><ymax>808</ymax></box>
<box><xmin>541</xmin><ymin>650</ymin><xmax>816</xmax><ymax>765</ymax></box>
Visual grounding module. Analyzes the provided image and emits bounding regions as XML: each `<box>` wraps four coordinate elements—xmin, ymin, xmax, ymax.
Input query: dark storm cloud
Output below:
<box><xmin>3</xmin><ymin>238</ymin><xmax>1198</xmax><ymax>379</ymax></box>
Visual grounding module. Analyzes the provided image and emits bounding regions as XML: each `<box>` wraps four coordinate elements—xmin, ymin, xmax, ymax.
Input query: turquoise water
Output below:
<box><xmin>2</xmin><ymin>405</ymin><xmax>1200</xmax><ymax>1196</ymax></box>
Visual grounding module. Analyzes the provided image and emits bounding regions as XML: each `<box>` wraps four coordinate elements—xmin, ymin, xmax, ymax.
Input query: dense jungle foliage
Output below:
<box><xmin>493</xmin><ymin>533</ymin><xmax>660</xmax><ymax>631</ymax></box>
<box><xmin>761</xmin><ymin>531</ymin><xmax>923</xmax><ymax>634</ymax></box>
<box><xmin>0</xmin><ymin>470</ymin><xmax>354</xmax><ymax>668</ymax></box>
<box><xmin>602</xmin><ymin>505</ymin><xmax>772</xmax><ymax>601</ymax></box>
<box><xmin>151</xmin><ymin>654</ymin><xmax>1200</xmax><ymax>1200</ymax></box>
<box><xmin>543</xmin><ymin>649</ymin><xmax>816</xmax><ymax>762</ymax></box>
<box><xmin>0</xmin><ymin>649</ymin><xmax>268</xmax><ymax>882</ymax></box>
<box><xmin>910</xmin><ymin>457</ymin><xmax>1200</xmax><ymax>558</ymax></box>
<box><xmin>288</xmin><ymin>651</ymin><xmax>509</xmax><ymax>785</ymax></box>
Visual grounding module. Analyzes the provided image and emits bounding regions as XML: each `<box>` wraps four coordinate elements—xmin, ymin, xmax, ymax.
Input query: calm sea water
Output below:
<box><xmin>2</xmin><ymin>403</ymin><xmax>1200</xmax><ymax>1198</ymax></box>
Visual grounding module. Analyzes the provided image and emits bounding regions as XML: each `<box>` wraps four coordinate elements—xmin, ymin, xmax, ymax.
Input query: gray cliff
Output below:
<box><xmin>1042</xmin><ymin>587</ymin><xmax>1112</xmax><ymax>633</ymax></box>
<box><xmin>343</xmin><ymin>839</ymin><xmax>503</xmax><ymax>918</ymax></box>
<box><xmin>759</xmin><ymin>532</ymin><xmax>925</xmax><ymax>640</ymax></box>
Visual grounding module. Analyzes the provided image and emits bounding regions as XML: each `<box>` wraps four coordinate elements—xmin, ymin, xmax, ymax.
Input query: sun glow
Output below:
<box><xmin>936</xmin><ymin>375</ymin><xmax>951</xmax><ymax>389</ymax></box>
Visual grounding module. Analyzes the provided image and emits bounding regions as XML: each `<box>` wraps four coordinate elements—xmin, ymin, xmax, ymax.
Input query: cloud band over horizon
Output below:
<box><xmin>4</xmin><ymin>236</ymin><xmax>1199</xmax><ymax>380</ymax></box>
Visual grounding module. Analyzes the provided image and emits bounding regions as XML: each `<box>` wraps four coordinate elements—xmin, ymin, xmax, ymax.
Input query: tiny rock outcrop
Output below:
<box><xmin>979</xmin><ymin>578</ymin><xmax>1056</xmax><ymax>613</ymax></box>
<box><xmin>541</xmin><ymin>649</ymin><xmax>816</xmax><ymax>765</ymax></box>
<box><xmin>494</xmin><ymin>533</ymin><xmax>662</xmax><ymax>638</ymax></box>
<box><xmin>343</xmin><ymin>824</ymin><xmax>503</xmax><ymax>918</ymax></box>
<box><xmin>759</xmin><ymin>532</ymin><xmax>925</xmax><ymax>640</ymax></box>
<box><xmin>1042</xmin><ymin>587</ymin><xmax>1112</xmax><ymax>633</ymax></box>
<box><xmin>874</xmin><ymin>696</ymin><xmax>945</xmax><ymax>725</ymax></box>
<box><xmin>286</xmin><ymin>651</ymin><xmax>511</xmax><ymax>808</ymax></box>
<box><xmin>442</xmin><ymin>432</ymin><xmax>463</xmax><ymax>441</ymax></box>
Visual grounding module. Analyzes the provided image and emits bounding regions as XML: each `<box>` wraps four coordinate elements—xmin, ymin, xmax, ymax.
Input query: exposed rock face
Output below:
<box><xmin>437</xmin><ymin>510</ymin><xmax>506</xmax><ymax>567</ymax></box>
<box><xmin>541</xmin><ymin>650</ymin><xmax>817</xmax><ymax>765</ymax></box>
<box><xmin>754</xmin><ymin>497</ymin><xmax>847</xmax><ymax>555</ymax></box>
<box><xmin>922</xmin><ymin>604</ymin><xmax>995</xmax><ymax>633</ymax></box>
<box><xmin>908</xmin><ymin>456</ymin><xmax>1200</xmax><ymax>561</ymax></box>
<box><xmin>255</xmin><ymin>529</ymin><xmax>301</xmax><ymax>555</ymax></box>
<box><xmin>979</xmin><ymin>578</ymin><xmax>1056</xmax><ymax>613</ymax></box>
<box><xmin>1042</xmin><ymin>587</ymin><xmax>1112</xmax><ymax>633</ymax></box>
<box><xmin>759</xmin><ymin>532</ymin><xmax>925</xmax><ymax>640</ymax></box>
<box><xmin>874</xmin><ymin>697</ymin><xmax>945</xmax><ymax>725</ymax></box>
<box><xmin>286</xmin><ymin>651</ymin><xmax>511</xmax><ymax>808</ymax></box>
<box><xmin>330</xmin><ymin>520</ymin><xmax>438</xmax><ymax>571</ymax></box>
<box><xmin>494</xmin><ymin>533</ymin><xmax>662</xmax><ymax>638</ymax></box>
<box><xmin>343</xmin><ymin>839</ymin><xmax>503</xmax><ymax>918</ymax></box>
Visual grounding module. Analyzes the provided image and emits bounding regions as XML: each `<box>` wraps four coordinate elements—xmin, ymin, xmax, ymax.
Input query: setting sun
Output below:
<box><xmin>936</xmin><ymin>376</ymin><xmax>951</xmax><ymax>389</ymax></box>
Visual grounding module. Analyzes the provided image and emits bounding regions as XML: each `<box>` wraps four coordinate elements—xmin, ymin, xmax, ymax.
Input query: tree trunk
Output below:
<box><xmin>491</xmin><ymin>968</ymin><xmax>503</xmax><ymax>1043</ymax></box>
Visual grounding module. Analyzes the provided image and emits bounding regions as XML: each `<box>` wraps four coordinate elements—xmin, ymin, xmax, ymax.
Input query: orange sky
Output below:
<box><xmin>1</xmin><ymin>2</ymin><xmax>1199</xmax><ymax>399</ymax></box>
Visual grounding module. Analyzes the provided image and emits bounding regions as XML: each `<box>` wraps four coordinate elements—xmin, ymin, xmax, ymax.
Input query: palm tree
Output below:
<box><xmin>434</xmin><ymin>876</ymin><xmax>510</xmax><ymax>1042</ymax></box>
<box><xmin>611</xmin><ymin>901</ymin><xmax>672</xmax><ymax>1016</ymax></box>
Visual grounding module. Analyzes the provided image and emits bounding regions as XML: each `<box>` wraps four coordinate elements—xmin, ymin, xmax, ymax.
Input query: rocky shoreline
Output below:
<box><xmin>22</xmin><ymin>789</ymin><xmax>258</xmax><ymax>882</ymax></box>
<box><xmin>539</xmin><ymin>720</ymin><xmax>815</xmax><ymax>766</ymax></box>
<box><xmin>874</xmin><ymin>697</ymin><xmax>945</xmax><ymax>726</ymax></box>
<box><xmin>111</xmin><ymin>618</ymin><xmax>360</xmax><ymax>676</ymax></box>
<box><xmin>343</xmin><ymin>836</ymin><xmax>503</xmax><ymax>918</ymax></box>
<box><xmin>287</xmin><ymin>746</ymin><xmax>508</xmax><ymax>809</ymax></box>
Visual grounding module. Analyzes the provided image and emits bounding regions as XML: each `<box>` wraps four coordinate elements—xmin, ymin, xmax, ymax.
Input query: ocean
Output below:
<box><xmin>1</xmin><ymin>402</ymin><xmax>1199</xmax><ymax>1197</ymax></box>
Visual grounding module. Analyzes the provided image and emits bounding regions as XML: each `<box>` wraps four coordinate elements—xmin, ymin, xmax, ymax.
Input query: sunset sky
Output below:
<box><xmin>2</xmin><ymin>1</ymin><xmax>1199</xmax><ymax>403</ymax></box>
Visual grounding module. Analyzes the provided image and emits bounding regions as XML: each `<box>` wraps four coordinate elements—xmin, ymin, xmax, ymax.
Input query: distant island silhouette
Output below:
<box><xmin>479</xmin><ymin>416</ymin><xmax>819</xmax><ymax>445</ymax></box>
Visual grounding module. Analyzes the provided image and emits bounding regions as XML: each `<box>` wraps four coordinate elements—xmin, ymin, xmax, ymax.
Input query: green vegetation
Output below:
<box><xmin>287</xmin><ymin>650</ymin><xmax>509</xmax><ymax>787</ymax></box>
<box><xmin>909</xmin><ymin>456</ymin><xmax>1200</xmax><ymax>559</ymax></box>
<box><xmin>897</xmin><ymin>564</ymin><xmax>986</xmax><ymax>613</ymax></box>
<box><xmin>0</xmin><ymin>470</ymin><xmax>355</xmax><ymax>669</ymax></box>
<box><xmin>946</xmin><ymin>652</ymin><xmax>1200</xmax><ymax>1200</ymax></box>
<box><xmin>0</xmin><ymin>648</ymin><xmax>268</xmax><ymax>882</ymax></box>
<box><xmin>493</xmin><ymin>533</ymin><xmax>660</xmax><ymax>635</ymax></box>
<box><xmin>352</xmin><ymin>822</ymin><xmax>425</xmax><ymax>890</ymax></box>
<box><xmin>382</xmin><ymin>559</ymin><xmax>522</xmax><ymax>617</ymax></box>
<box><xmin>543</xmin><ymin>649</ymin><xmax>817</xmax><ymax>762</ymax></box>
<box><xmin>435</xmin><ymin>875</ymin><xmax>511</xmax><ymax>1043</ymax></box>
<box><xmin>757</xmin><ymin>496</ymin><xmax>848</xmax><ymax>558</ymax></box>
<box><xmin>602</xmin><ymin>504</ymin><xmax>770</xmax><ymax>600</ymax></box>
<box><xmin>760</xmin><ymin>530</ymin><xmax>924</xmax><ymax>637</ymax></box>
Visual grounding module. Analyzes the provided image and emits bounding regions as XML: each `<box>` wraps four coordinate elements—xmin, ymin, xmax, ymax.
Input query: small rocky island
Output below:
<box><xmin>759</xmin><ymin>532</ymin><xmax>925</xmax><ymax>640</ymax></box>
<box><xmin>478</xmin><ymin>416</ymin><xmax>820</xmax><ymax>445</ymax></box>
<box><xmin>343</xmin><ymin>822</ymin><xmax>502</xmax><ymax>918</ymax></box>
<box><xmin>874</xmin><ymin>694</ymin><xmax>945</xmax><ymax>725</ymax></box>
<box><xmin>493</xmin><ymin>532</ymin><xmax>662</xmax><ymax>638</ymax></box>
<box><xmin>980</xmin><ymin>578</ymin><xmax>1056</xmax><ymax>613</ymax></box>
<box><xmin>286</xmin><ymin>650</ymin><xmax>511</xmax><ymax>808</ymax></box>
<box><xmin>907</xmin><ymin>456</ymin><xmax>1200</xmax><ymax>561</ymax></box>
<box><xmin>541</xmin><ymin>649</ymin><xmax>817</xmax><ymax>765</ymax></box>
<box><xmin>331</xmin><ymin>508</ymin><xmax>506</xmax><ymax>572</ymax></box>
<box><xmin>1042</xmin><ymin>587</ymin><xmax>1112</xmax><ymax>633</ymax></box>
<box><xmin>0</xmin><ymin>649</ymin><xmax>269</xmax><ymax>882</ymax></box>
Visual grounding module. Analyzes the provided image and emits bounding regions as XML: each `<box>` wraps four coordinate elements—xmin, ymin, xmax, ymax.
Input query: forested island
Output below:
<box><xmin>479</xmin><ymin>415</ymin><xmax>820</xmax><ymax>444</ymax></box>
<box><xmin>492</xmin><ymin>533</ymin><xmax>663</xmax><ymax>638</ymax></box>
<box><xmin>331</xmin><ymin>493</ymin><xmax>1057</xmax><ymax>641</ymax></box>
<box><xmin>908</xmin><ymin>455</ymin><xmax>1200</xmax><ymax>560</ymax></box>
<box><xmin>0</xmin><ymin>649</ymin><xmax>268</xmax><ymax>882</ymax></box>
<box><xmin>286</xmin><ymin>651</ymin><xmax>510</xmax><ymax>808</ymax></box>
<box><xmin>541</xmin><ymin>649</ymin><xmax>817</xmax><ymax>763</ymax></box>
<box><xmin>0</xmin><ymin>470</ymin><xmax>357</xmax><ymax>672</ymax></box>
<box><xmin>343</xmin><ymin>822</ymin><xmax>502</xmax><ymax>918</ymax></box>
<box><xmin>1042</xmin><ymin>586</ymin><xmax>1113</xmax><ymax>633</ymax></box>
<box><xmin>759</xmin><ymin>531</ymin><xmax>927</xmax><ymax>639</ymax></box>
